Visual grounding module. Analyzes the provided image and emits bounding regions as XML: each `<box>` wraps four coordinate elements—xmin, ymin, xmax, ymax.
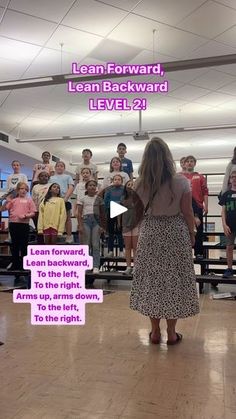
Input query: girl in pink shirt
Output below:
<box><xmin>5</xmin><ymin>182</ymin><xmax>36</xmax><ymax>270</ymax></box>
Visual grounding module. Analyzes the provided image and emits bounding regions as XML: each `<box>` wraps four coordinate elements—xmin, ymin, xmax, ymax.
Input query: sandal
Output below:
<box><xmin>167</xmin><ymin>333</ymin><xmax>183</xmax><ymax>345</ymax></box>
<box><xmin>149</xmin><ymin>332</ymin><xmax>161</xmax><ymax>344</ymax></box>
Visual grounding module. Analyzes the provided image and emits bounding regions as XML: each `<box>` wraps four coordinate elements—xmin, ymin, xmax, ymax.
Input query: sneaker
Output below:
<box><xmin>119</xmin><ymin>251</ymin><xmax>125</xmax><ymax>258</ymax></box>
<box><xmin>123</xmin><ymin>267</ymin><xmax>132</xmax><ymax>275</ymax></box>
<box><xmin>222</xmin><ymin>268</ymin><xmax>234</xmax><ymax>278</ymax></box>
<box><xmin>65</xmin><ymin>235</ymin><xmax>74</xmax><ymax>244</ymax></box>
<box><xmin>93</xmin><ymin>268</ymin><xmax>100</xmax><ymax>274</ymax></box>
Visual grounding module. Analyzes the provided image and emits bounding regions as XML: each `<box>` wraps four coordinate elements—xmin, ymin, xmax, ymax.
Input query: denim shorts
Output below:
<box><xmin>65</xmin><ymin>201</ymin><xmax>72</xmax><ymax>211</ymax></box>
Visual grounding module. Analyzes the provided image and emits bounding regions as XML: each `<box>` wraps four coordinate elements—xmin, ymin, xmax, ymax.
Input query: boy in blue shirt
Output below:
<box><xmin>117</xmin><ymin>143</ymin><xmax>133</xmax><ymax>180</ymax></box>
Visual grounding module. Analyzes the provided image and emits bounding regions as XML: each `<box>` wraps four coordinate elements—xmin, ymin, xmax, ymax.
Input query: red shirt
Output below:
<box><xmin>182</xmin><ymin>172</ymin><xmax>208</xmax><ymax>208</ymax></box>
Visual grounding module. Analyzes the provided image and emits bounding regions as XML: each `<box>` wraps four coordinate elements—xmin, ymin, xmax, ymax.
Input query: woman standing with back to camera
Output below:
<box><xmin>130</xmin><ymin>138</ymin><xmax>199</xmax><ymax>345</ymax></box>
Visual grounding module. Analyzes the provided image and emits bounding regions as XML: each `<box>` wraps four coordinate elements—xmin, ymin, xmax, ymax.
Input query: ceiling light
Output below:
<box><xmin>183</xmin><ymin>124</ymin><xmax>236</xmax><ymax>132</ymax></box>
<box><xmin>16</xmin><ymin>132</ymin><xmax>128</xmax><ymax>143</ymax></box>
<box><xmin>64</xmin><ymin>74</ymin><xmax>83</xmax><ymax>80</ymax></box>
<box><xmin>0</xmin><ymin>54</ymin><xmax>236</xmax><ymax>91</ymax></box>
<box><xmin>15</xmin><ymin>123</ymin><xmax>236</xmax><ymax>143</ymax></box>
<box><xmin>0</xmin><ymin>76</ymin><xmax>53</xmax><ymax>89</ymax></box>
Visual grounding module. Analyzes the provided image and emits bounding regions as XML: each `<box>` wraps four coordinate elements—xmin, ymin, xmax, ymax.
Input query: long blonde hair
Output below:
<box><xmin>137</xmin><ymin>137</ymin><xmax>176</xmax><ymax>207</ymax></box>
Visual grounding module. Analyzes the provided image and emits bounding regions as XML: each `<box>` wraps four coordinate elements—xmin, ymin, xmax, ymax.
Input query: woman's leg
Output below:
<box><xmin>150</xmin><ymin>317</ymin><xmax>161</xmax><ymax>343</ymax></box>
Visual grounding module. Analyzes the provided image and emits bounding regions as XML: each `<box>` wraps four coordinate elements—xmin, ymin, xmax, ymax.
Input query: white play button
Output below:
<box><xmin>110</xmin><ymin>201</ymin><xmax>127</xmax><ymax>219</ymax></box>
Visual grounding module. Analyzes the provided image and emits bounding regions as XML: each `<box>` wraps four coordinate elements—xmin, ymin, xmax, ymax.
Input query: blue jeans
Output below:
<box><xmin>82</xmin><ymin>214</ymin><xmax>100</xmax><ymax>268</ymax></box>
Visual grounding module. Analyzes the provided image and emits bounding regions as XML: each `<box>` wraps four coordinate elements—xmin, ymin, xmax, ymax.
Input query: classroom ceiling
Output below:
<box><xmin>0</xmin><ymin>0</ymin><xmax>236</xmax><ymax>179</ymax></box>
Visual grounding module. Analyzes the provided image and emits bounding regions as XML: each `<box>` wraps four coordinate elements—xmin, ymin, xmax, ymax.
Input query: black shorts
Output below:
<box><xmin>65</xmin><ymin>201</ymin><xmax>72</xmax><ymax>211</ymax></box>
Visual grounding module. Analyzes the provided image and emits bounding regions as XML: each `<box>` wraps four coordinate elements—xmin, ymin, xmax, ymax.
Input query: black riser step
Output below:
<box><xmin>86</xmin><ymin>272</ymin><xmax>236</xmax><ymax>284</ymax></box>
<box><xmin>0</xmin><ymin>269</ymin><xmax>31</xmax><ymax>276</ymax></box>
<box><xmin>194</xmin><ymin>258</ymin><xmax>234</xmax><ymax>265</ymax></box>
<box><xmin>204</xmin><ymin>269</ymin><xmax>231</xmax><ymax>274</ymax></box>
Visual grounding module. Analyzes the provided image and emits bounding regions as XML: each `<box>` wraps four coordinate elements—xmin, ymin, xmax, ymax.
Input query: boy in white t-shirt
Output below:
<box><xmin>75</xmin><ymin>149</ymin><xmax>98</xmax><ymax>183</ymax></box>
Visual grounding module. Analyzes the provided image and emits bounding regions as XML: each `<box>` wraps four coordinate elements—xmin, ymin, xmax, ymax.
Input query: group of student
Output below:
<box><xmin>1</xmin><ymin>142</ymin><xmax>236</xmax><ymax>278</ymax></box>
<box><xmin>0</xmin><ymin>143</ymin><xmax>138</xmax><ymax>274</ymax></box>
<box><xmin>0</xmin><ymin>152</ymin><xmax>73</xmax><ymax>269</ymax></box>
<box><xmin>69</xmin><ymin>143</ymin><xmax>137</xmax><ymax>274</ymax></box>
<box><xmin>179</xmin><ymin>148</ymin><xmax>236</xmax><ymax>279</ymax></box>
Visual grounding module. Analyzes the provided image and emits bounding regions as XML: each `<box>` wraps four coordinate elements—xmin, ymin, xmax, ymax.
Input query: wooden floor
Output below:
<box><xmin>0</xmin><ymin>284</ymin><xmax>236</xmax><ymax>419</ymax></box>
